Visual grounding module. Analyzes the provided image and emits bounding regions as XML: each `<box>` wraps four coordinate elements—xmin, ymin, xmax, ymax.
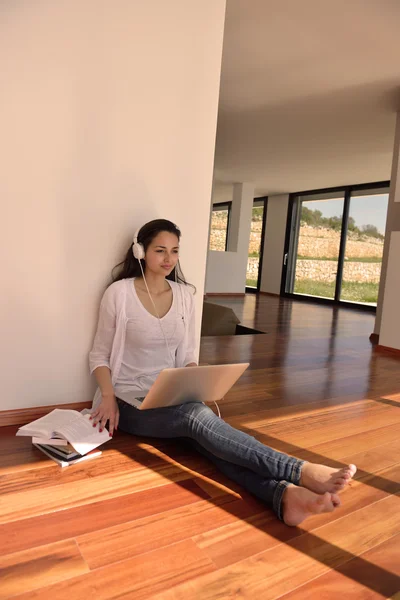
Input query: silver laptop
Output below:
<box><xmin>138</xmin><ymin>363</ymin><xmax>249</xmax><ymax>410</ymax></box>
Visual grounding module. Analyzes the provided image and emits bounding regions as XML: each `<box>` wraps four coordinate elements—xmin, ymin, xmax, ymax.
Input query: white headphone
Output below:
<box><xmin>132</xmin><ymin>228</ymin><xmax>145</xmax><ymax>260</ymax></box>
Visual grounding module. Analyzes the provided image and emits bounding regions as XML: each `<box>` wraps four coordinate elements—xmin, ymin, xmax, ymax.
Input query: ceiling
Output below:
<box><xmin>213</xmin><ymin>0</ymin><xmax>400</xmax><ymax>200</ymax></box>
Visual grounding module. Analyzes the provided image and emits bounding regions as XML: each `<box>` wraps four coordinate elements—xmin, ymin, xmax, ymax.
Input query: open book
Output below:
<box><xmin>16</xmin><ymin>409</ymin><xmax>111</xmax><ymax>455</ymax></box>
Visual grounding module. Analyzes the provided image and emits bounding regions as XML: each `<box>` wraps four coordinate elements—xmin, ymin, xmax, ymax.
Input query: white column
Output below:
<box><xmin>374</xmin><ymin>111</ymin><xmax>400</xmax><ymax>349</ymax></box>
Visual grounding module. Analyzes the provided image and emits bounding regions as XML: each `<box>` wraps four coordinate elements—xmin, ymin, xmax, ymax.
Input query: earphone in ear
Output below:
<box><xmin>132</xmin><ymin>228</ymin><xmax>145</xmax><ymax>260</ymax></box>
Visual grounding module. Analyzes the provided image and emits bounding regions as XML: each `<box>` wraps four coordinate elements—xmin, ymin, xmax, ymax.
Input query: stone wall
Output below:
<box><xmin>295</xmin><ymin>260</ymin><xmax>382</xmax><ymax>284</ymax></box>
<box><xmin>212</xmin><ymin>217</ymin><xmax>384</xmax><ymax>285</ymax></box>
<box><xmin>298</xmin><ymin>224</ymin><xmax>384</xmax><ymax>259</ymax></box>
<box><xmin>210</xmin><ymin>213</ymin><xmax>262</xmax><ymax>253</ymax></box>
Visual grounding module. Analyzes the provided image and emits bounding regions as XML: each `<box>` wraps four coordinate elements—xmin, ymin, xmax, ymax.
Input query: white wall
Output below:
<box><xmin>205</xmin><ymin>182</ymin><xmax>254</xmax><ymax>293</ymax></box>
<box><xmin>0</xmin><ymin>0</ymin><xmax>226</xmax><ymax>410</ymax></box>
<box><xmin>379</xmin><ymin>232</ymin><xmax>400</xmax><ymax>350</ymax></box>
<box><xmin>259</xmin><ymin>195</ymin><xmax>289</xmax><ymax>294</ymax></box>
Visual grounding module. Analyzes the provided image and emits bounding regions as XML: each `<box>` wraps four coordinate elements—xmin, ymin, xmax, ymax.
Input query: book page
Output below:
<box><xmin>17</xmin><ymin>409</ymin><xmax>80</xmax><ymax>437</ymax></box>
<box><xmin>54</xmin><ymin>413</ymin><xmax>110</xmax><ymax>455</ymax></box>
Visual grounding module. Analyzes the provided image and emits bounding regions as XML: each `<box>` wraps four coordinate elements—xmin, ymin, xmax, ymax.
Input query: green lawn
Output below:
<box><xmin>294</xmin><ymin>279</ymin><xmax>378</xmax><ymax>304</ymax></box>
<box><xmin>246</xmin><ymin>278</ymin><xmax>258</xmax><ymax>288</ymax></box>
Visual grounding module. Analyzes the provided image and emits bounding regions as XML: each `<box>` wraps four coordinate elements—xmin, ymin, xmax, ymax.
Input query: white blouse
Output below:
<box><xmin>89</xmin><ymin>278</ymin><xmax>197</xmax><ymax>409</ymax></box>
<box><xmin>115</xmin><ymin>280</ymin><xmax>185</xmax><ymax>405</ymax></box>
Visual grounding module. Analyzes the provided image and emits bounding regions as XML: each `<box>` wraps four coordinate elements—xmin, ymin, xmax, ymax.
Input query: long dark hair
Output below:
<box><xmin>111</xmin><ymin>219</ymin><xmax>195</xmax><ymax>292</ymax></box>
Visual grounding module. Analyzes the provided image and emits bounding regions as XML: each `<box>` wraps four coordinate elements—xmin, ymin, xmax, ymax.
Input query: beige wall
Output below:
<box><xmin>374</xmin><ymin>111</ymin><xmax>400</xmax><ymax>337</ymax></box>
<box><xmin>0</xmin><ymin>0</ymin><xmax>226</xmax><ymax>410</ymax></box>
<box><xmin>259</xmin><ymin>195</ymin><xmax>289</xmax><ymax>295</ymax></box>
<box><xmin>379</xmin><ymin>232</ymin><xmax>400</xmax><ymax>350</ymax></box>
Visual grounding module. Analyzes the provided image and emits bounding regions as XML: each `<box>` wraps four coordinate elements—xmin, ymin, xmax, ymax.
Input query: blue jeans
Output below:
<box><xmin>117</xmin><ymin>399</ymin><xmax>304</xmax><ymax>521</ymax></box>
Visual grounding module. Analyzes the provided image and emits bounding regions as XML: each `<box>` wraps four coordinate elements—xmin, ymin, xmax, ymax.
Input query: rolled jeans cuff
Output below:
<box><xmin>273</xmin><ymin>480</ymin><xmax>290</xmax><ymax>521</ymax></box>
<box><xmin>290</xmin><ymin>458</ymin><xmax>305</xmax><ymax>485</ymax></box>
<box><xmin>274</xmin><ymin>460</ymin><xmax>304</xmax><ymax>521</ymax></box>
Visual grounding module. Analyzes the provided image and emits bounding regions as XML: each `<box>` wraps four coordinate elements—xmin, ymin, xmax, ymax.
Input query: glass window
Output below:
<box><xmin>209</xmin><ymin>202</ymin><xmax>231</xmax><ymax>251</ymax></box>
<box><xmin>293</xmin><ymin>196</ymin><xmax>345</xmax><ymax>299</ymax></box>
<box><xmin>340</xmin><ymin>190</ymin><xmax>389</xmax><ymax>305</ymax></box>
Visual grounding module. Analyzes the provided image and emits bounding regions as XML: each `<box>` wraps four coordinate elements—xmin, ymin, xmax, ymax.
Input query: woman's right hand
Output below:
<box><xmin>90</xmin><ymin>394</ymin><xmax>119</xmax><ymax>437</ymax></box>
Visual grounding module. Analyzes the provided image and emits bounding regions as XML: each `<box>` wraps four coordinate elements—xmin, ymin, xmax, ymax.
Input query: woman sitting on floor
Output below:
<box><xmin>89</xmin><ymin>219</ymin><xmax>357</xmax><ymax>526</ymax></box>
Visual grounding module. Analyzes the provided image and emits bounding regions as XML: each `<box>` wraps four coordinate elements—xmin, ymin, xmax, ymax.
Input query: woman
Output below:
<box><xmin>89</xmin><ymin>219</ymin><xmax>356</xmax><ymax>526</ymax></box>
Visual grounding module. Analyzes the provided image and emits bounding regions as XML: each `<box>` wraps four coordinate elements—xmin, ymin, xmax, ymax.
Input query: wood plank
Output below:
<box><xmin>0</xmin><ymin>458</ymin><xmax>215</xmax><ymax>525</ymax></box>
<box><xmin>9</xmin><ymin>539</ymin><xmax>216</xmax><ymax>600</ymax></box>
<box><xmin>149</xmin><ymin>493</ymin><xmax>400</xmax><ymax>600</ymax></box>
<box><xmin>0</xmin><ymin>540</ymin><xmax>89</xmax><ymax>599</ymax></box>
<box><xmin>278</xmin><ymin>533</ymin><xmax>400</xmax><ymax>599</ymax></box>
<box><xmin>76</xmin><ymin>493</ymin><xmax>266</xmax><ymax>570</ymax></box>
<box><xmin>339</xmin><ymin>439</ymin><xmax>400</xmax><ymax>475</ymax></box>
<box><xmin>297</xmin><ymin>421</ymin><xmax>400</xmax><ymax>461</ymax></box>
<box><xmin>0</xmin><ymin>437</ymin><xmax>211</xmax><ymax>495</ymax></box>
<box><xmin>0</xmin><ymin>479</ymin><xmax>209</xmax><ymax>557</ymax></box>
<box><xmin>192</xmin><ymin>463</ymin><xmax>400</xmax><ymax>568</ymax></box>
<box><xmin>242</xmin><ymin>402</ymin><xmax>400</xmax><ymax>445</ymax></box>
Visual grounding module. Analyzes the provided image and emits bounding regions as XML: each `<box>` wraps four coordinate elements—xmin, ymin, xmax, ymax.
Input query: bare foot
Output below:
<box><xmin>282</xmin><ymin>484</ymin><xmax>341</xmax><ymax>527</ymax></box>
<box><xmin>300</xmin><ymin>462</ymin><xmax>357</xmax><ymax>494</ymax></box>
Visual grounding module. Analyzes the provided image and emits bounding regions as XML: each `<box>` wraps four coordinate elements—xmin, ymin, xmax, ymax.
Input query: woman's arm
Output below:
<box><xmin>93</xmin><ymin>366</ymin><xmax>114</xmax><ymax>397</ymax></box>
<box><xmin>91</xmin><ymin>366</ymin><xmax>119</xmax><ymax>435</ymax></box>
<box><xmin>89</xmin><ymin>286</ymin><xmax>119</xmax><ymax>435</ymax></box>
<box><xmin>182</xmin><ymin>292</ymin><xmax>198</xmax><ymax>367</ymax></box>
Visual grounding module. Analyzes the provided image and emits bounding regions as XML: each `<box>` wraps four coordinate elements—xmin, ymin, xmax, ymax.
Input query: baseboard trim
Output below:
<box><xmin>258</xmin><ymin>291</ymin><xmax>280</xmax><ymax>297</ymax></box>
<box><xmin>205</xmin><ymin>293</ymin><xmax>246</xmax><ymax>297</ymax></box>
<box><xmin>369</xmin><ymin>333</ymin><xmax>380</xmax><ymax>344</ymax></box>
<box><xmin>0</xmin><ymin>401</ymin><xmax>92</xmax><ymax>428</ymax></box>
<box><xmin>376</xmin><ymin>344</ymin><xmax>400</xmax><ymax>357</ymax></box>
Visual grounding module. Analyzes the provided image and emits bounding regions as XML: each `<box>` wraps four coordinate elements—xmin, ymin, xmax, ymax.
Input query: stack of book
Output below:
<box><xmin>16</xmin><ymin>408</ymin><xmax>111</xmax><ymax>467</ymax></box>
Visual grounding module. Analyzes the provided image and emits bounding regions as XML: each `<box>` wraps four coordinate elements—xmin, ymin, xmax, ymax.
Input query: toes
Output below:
<box><xmin>315</xmin><ymin>493</ymin><xmax>326</xmax><ymax>507</ymax></box>
<box><xmin>335</xmin><ymin>477</ymin><xmax>347</xmax><ymax>485</ymax></box>
<box><xmin>342</xmin><ymin>464</ymin><xmax>357</xmax><ymax>477</ymax></box>
<box><xmin>319</xmin><ymin>492</ymin><xmax>331</xmax><ymax>506</ymax></box>
<box><xmin>331</xmin><ymin>493</ymin><xmax>341</xmax><ymax>508</ymax></box>
<box><xmin>334</xmin><ymin>482</ymin><xmax>346</xmax><ymax>491</ymax></box>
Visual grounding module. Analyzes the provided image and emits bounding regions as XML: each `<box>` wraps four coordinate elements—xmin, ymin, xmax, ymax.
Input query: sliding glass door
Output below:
<box><xmin>340</xmin><ymin>190</ymin><xmax>389</xmax><ymax>305</ymax></box>
<box><xmin>284</xmin><ymin>183</ymin><xmax>389</xmax><ymax>308</ymax></box>
<box><xmin>290</xmin><ymin>193</ymin><xmax>345</xmax><ymax>300</ymax></box>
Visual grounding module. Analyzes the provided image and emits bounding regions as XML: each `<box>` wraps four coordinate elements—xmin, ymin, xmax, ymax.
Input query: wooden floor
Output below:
<box><xmin>1</xmin><ymin>295</ymin><xmax>400</xmax><ymax>599</ymax></box>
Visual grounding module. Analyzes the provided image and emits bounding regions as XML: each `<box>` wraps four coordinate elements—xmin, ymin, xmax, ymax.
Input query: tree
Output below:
<box><xmin>327</xmin><ymin>216</ymin><xmax>342</xmax><ymax>231</ymax></box>
<box><xmin>362</xmin><ymin>224</ymin><xmax>384</xmax><ymax>240</ymax></box>
<box><xmin>301</xmin><ymin>206</ymin><xmax>323</xmax><ymax>226</ymax></box>
<box><xmin>252</xmin><ymin>207</ymin><xmax>263</xmax><ymax>221</ymax></box>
